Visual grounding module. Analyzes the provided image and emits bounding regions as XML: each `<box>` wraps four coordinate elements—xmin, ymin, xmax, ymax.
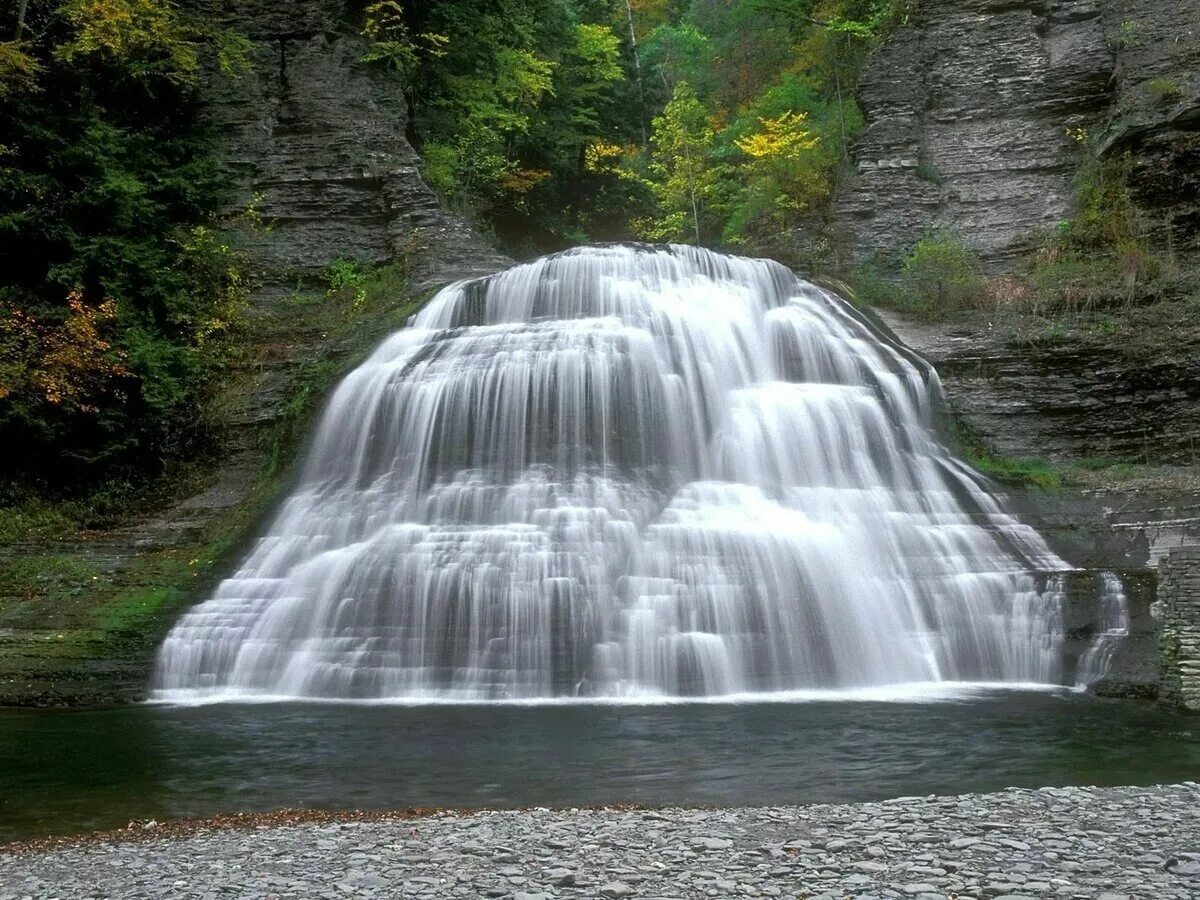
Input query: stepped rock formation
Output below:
<box><xmin>155</xmin><ymin>245</ymin><xmax>1090</xmax><ymax>702</ymax></box>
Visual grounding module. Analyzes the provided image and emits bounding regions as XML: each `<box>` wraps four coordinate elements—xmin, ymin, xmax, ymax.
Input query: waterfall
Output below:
<box><xmin>1076</xmin><ymin>572</ymin><xmax>1131</xmax><ymax>686</ymax></box>
<box><xmin>154</xmin><ymin>244</ymin><xmax>1075</xmax><ymax>702</ymax></box>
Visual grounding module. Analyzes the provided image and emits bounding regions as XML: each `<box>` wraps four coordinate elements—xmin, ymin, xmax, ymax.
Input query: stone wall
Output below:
<box><xmin>834</xmin><ymin>0</ymin><xmax>1200</xmax><ymax>269</ymax></box>
<box><xmin>198</xmin><ymin>0</ymin><xmax>509</xmax><ymax>292</ymax></box>
<box><xmin>1158</xmin><ymin>545</ymin><xmax>1200</xmax><ymax>710</ymax></box>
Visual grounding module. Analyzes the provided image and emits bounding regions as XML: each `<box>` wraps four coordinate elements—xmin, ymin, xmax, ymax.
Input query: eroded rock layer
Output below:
<box><xmin>835</xmin><ymin>0</ymin><xmax>1200</xmax><ymax>268</ymax></box>
<box><xmin>198</xmin><ymin>0</ymin><xmax>509</xmax><ymax>290</ymax></box>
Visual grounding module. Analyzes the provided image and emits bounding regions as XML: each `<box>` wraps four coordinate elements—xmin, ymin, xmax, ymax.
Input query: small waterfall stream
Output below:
<box><xmin>154</xmin><ymin>244</ymin><xmax>1089</xmax><ymax>701</ymax></box>
<box><xmin>1076</xmin><ymin>572</ymin><xmax>1131</xmax><ymax>686</ymax></box>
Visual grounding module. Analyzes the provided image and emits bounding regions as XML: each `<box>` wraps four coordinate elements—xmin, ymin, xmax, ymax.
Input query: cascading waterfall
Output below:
<box><xmin>1075</xmin><ymin>572</ymin><xmax>1131</xmax><ymax>686</ymax></box>
<box><xmin>154</xmin><ymin>244</ymin><xmax>1079</xmax><ymax>702</ymax></box>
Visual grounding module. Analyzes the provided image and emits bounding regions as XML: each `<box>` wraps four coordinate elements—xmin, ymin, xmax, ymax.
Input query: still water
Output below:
<box><xmin>2</xmin><ymin>688</ymin><xmax>1197</xmax><ymax>842</ymax></box>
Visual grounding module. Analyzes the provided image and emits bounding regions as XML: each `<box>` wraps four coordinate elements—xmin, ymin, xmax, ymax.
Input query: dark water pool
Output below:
<box><xmin>2</xmin><ymin>688</ymin><xmax>1197</xmax><ymax>843</ymax></box>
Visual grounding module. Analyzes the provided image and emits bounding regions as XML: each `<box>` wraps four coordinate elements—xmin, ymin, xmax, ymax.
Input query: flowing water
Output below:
<box><xmin>155</xmin><ymin>245</ymin><xmax>1088</xmax><ymax>701</ymax></box>
<box><xmin>1076</xmin><ymin>572</ymin><xmax>1132</xmax><ymax>686</ymax></box>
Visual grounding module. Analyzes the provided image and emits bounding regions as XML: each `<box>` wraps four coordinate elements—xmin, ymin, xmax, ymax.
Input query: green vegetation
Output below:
<box><xmin>898</xmin><ymin>232</ymin><xmax>985</xmax><ymax>313</ymax></box>
<box><xmin>845</xmin><ymin>232</ymin><xmax>985</xmax><ymax>318</ymax></box>
<box><xmin>915</xmin><ymin>161</ymin><xmax>943</xmax><ymax>185</ymax></box>
<box><xmin>365</xmin><ymin>0</ymin><xmax>913</xmax><ymax>253</ymax></box>
<box><xmin>1</xmin><ymin>0</ymin><xmax>250</xmax><ymax>498</ymax></box>
<box><xmin>1146</xmin><ymin>78</ymin><xmax>1184</xmax><ymax>106</ymax></box>
<box><xmin>0</xmin><ymin>261</ymin><xmax>422</xmax><ymax>702</ymax></box>
<box><xmin>853</xmin><ymin>130</ymin><xmax>1196</xmax><ymax>329</ymax></box>
<box><xmin>969</xmin><ymin>454</ymin><xmax>1064</xmax><ymax>491</ymax></box>
<box><xmin>260</xmin><ymin>262</ymin><xmax>415</xmax><ymax>480</ymax></box>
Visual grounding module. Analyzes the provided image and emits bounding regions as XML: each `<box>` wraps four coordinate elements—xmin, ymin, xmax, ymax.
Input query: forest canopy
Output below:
<box><xmin>0</xmin><ymin>0</ymin><xmax>248</xmax><ymax>493</ymax></box>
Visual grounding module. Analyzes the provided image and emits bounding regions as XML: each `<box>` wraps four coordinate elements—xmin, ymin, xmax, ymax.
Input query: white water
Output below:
<box><xmin>1076</xmin><ymin>572</ymin><xmax>1131</xmax><ymax>686</ymax></box>
<box><xmin>154</xmin><ymin>244</ymin><xmax>1075</xmax><ymax>702</ymax></box>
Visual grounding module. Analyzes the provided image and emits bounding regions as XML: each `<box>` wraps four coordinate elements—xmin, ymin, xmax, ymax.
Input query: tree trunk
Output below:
<box><xmin>623</xmin><ymin>0</ymin><xmax>648</xmax><ymax>144</ymax></box>
<box><xmin>15</xmin><ymin>0</ymin><xmax>29</xmax><ymax>40</ymax></box>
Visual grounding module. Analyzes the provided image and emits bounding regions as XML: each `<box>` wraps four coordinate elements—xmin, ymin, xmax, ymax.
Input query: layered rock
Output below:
<box><xmin>198</xmin><ymin>0</ymin><xmax>509</xmax><ymax>291</ymax></box>
<box><xmin>1100</xmin><ymin>0</ymin><xmax>1200</xmax><ymax>258</ymax></box>
<box><xmin>1158</xmin><ymin>546</ymin><xmax>1200</xmax><ymax>709</ymax></box>
<box><xmin>875</xmin><ymin>308</ymin><xmax>1200</xmax><ymax>468</ymax></box>
<box><xmin>835</xmin><ymin>0</ymin><xmax>1200</xmax><ymax>268</ymax></box>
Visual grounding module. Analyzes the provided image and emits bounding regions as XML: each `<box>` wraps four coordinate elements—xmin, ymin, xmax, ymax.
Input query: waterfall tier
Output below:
<box><xmin>155</xmin><ymin>244</ymin><xmax>1073</xmax><ymax>701</ymax></box>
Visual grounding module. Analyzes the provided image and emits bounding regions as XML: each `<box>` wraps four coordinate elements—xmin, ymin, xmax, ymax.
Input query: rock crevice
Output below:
<box><xmin>199</xmin><ymin>0</ymin><xmax>509</xmax><ymax>292</ymax></box>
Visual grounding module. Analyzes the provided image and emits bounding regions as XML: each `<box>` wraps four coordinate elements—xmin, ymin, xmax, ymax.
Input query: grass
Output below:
<box><xmin>955</xmin><ymin>425</ymin><xmax>1169</xmax><ymax>492</ymax></box>
<box><xmin>968</xmin><ymin>453</ymin><xmax>1064</xmax><ymax>490</ymax></box>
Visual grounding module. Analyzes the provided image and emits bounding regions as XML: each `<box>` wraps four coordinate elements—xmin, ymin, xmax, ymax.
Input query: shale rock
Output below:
<box><xmin>3</xmin><ymin>785</ymin><xmax>1198</xmax><ymax>899</ymax></box>
<box><xmin>834</xmin><ymin>0</ymin><xmax>1200</xmax><ymax>268</ymax></box>
<box><xmin>198</xmin><ymin>0</ymin><xmax>509</xmax><ymax>292</ymax></box>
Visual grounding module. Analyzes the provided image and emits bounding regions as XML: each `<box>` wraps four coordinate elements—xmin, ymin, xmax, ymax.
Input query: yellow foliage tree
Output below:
<box><xmin>731</xmin><ymin>111</ymin><xmax>827</xmax><ymax>234</ymax></box>
<box><xmin>734</xmin><ymin>111</ymin><xmax>820</xmax><ymax>161</ymax></box>
<box><xmin>57</xmin><ymin>0</ymin><xmax>198</xmax><ymax>81</ymax></box>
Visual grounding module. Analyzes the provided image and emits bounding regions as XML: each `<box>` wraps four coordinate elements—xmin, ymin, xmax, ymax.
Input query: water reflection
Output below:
<box><xmin>2</xmin><ymin>690</ymin><xmax>1197</xmax><ymax>842</ymax></box>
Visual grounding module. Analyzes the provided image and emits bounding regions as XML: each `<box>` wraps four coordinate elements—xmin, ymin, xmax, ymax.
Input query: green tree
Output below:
<box><xmin>0</xmin><ymin>0</ymin><xmax>248</xmax><ymax>490</ymax></box>
<box><xmin>640</xmin><ymin>81</ymin><xmax>722</xmax><ymax>244</ymax></box>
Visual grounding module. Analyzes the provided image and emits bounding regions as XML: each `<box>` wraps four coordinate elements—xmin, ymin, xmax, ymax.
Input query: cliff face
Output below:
<box><xmin>200</xmin><ymin>0</ymin><xmax>509</xmax><ymax>291</ymax></box>
<box><xmin>834</xmin><ymin>0</ymin><xmax>1200</xmax><ymax>269</ymax></box>
<box><xmin>878</xmin><ymin>311</ymin><xmax>1200</xmax><ymax>467</ymax></box>
<box><xmin>0</xmin><ymin>2</ymin><xmax>514</xmax><ymax>708</ymax></box>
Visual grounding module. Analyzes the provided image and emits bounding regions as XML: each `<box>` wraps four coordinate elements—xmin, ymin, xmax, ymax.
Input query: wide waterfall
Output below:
<box><xmin>154</xmin><ymin>244</ymin><xmax>1075</xmax><ymax>702</ymax></box>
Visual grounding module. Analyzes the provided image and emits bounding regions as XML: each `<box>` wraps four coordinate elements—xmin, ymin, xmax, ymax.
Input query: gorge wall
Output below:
<box><xmin>198</xmin><ymin>0</ymin><xmax>509</xmax><ymax>291</ymax></box>
<box><xmin>0</xmin><ymin>0</ymin><xmax>512</xmax><ymax>708</ymax></box>
<box><xmin>831</xmin><ymin>0</ymin><xmax>1200</xmax><ymax>705</ymax></box>
<box><xmin>179</xmin><ymin>0</ymin><xmax>1200</xmax><ymax>707</ymax></box>
<box><xmin>834</xmin><ymin>0</ymin><xmax>1200</xmax><ymax>269</ymax></box>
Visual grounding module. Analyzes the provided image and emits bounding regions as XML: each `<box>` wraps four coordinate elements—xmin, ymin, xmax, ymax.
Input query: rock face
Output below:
<box><xmin>1061</xmin><ymin>568</ymin><xmax>1160</xmax><ymax>698</ymax></box>
<box><xmin>835</xmin><ymin>0</ymin><xmax>1200</xmax><ymax>268</ymax></box>
<box><xmin>875</xmin><ymin>308</ymin><xmax>1200</xmax><ymax>467</ymax></box>
<box><xmin>199</xmin><ymin>0</ymin><xmax>509</xmax><ymax>291</ymax></box>
<box><xmin>1099</xmin><ymin>0</ymin><xmax>1200</xmax><ymax>258</ymax></box>
<box><xmin>871</xmin><ymin>307</ymin><xmax>1200</xmax><ymax>704</ymax></box>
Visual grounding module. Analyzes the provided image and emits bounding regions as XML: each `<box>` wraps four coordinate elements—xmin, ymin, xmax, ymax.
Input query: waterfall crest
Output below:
<box><xmin>154</xmin><ymin>244</ymin><xmax>1072</xmax><ymax>701</ymax></box>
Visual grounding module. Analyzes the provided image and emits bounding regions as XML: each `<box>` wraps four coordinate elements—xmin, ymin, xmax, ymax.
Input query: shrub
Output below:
<box><xmin>899</xmin><ymin>233</ymin><xmax>986</xmax><ymax>313</ymax></box>
<box><xmin>1146</xmin><ymin>78</ymin><xmax>1183</xmax><ymax>106</ymax></box>
<box><xmin>326</xmin><ymin>259</ymin><xmax>369</xmax><ymax>309</ymax></box>
<box><xmin>915</xmin><ymin>161</ymin><xmax>943</xmax><ymax>185</ymax></box>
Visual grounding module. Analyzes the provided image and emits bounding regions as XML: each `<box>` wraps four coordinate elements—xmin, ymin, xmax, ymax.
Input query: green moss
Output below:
<box><xmin>1146</xmin><ymin>78</ymin><xmax>1184</xmax><ymax>106</ymax></box>
<box><xmin>0</xmin><ymin>503</ymin><xmax>79</xmax><ymax>545</ymax></box>
<box><xmin>915</xmin><ymin>162</ymin><xmax>943</xmax><ymax>185</ymax></box>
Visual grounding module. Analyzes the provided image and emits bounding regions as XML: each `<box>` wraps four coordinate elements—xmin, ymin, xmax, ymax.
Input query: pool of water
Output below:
<box><xmin>2</xmin><ymin>687</ymin><xmax>1197</xmax><ymax>843</ymax></box>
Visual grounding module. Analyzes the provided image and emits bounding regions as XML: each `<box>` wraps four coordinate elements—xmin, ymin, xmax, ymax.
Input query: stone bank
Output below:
<box><xmin>2</xmin><ymin>785</ymin><xmax>1198</xmax><ymax>899</ymax></box>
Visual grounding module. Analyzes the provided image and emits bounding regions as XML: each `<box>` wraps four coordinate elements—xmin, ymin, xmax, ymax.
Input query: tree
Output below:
<box><xmin>0</xmin><ymin>0</ymin><xmax>249</xmax><ymax>488</ymax></box>
<box><xmin>641</xmin><ymin>81</ymin><xmax>721</xmax><ymax>244</ymax></box>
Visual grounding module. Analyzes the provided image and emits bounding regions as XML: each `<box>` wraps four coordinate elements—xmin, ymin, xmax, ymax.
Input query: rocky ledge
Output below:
<box><xmin>3</xmin><ymin>785</ymin><xmax>1199</xmax><ymax>899</ymax></box>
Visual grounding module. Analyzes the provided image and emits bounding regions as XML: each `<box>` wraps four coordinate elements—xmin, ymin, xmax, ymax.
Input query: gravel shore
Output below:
<box><xmin>3</xmin><ymin>785</ymin><xmax>1198</xmax><ymax>899</ymax></box>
